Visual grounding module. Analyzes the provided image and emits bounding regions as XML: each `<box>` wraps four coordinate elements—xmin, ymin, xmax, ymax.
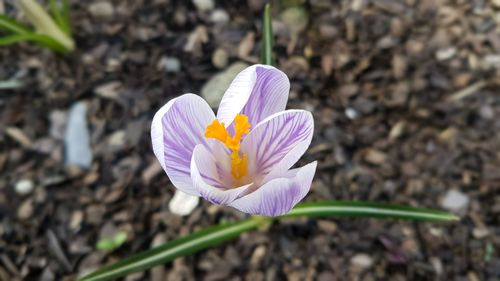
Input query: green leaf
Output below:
<box><xmin>0</xmin><ymin>32</ymin><xmax>67</xmax><ymax>53</ymax></box>
<box><xmin>49</xmin><ymin>0</ymin><xmax>71</xmax><ymax>35</ymax></box>
<box><xmin>0</xmin><ymin>15</ymin><xmax>32</xmax><ymax>34</ymax></box>
<box><xmin>0</xmin><ymin>34</ymin><xmax>32</xmax><ymax>45</ymax></box>
<box><xmin>79</xmin><ymin>218</ymin><xmax>265</xmax><ymax>281</ymax></box>
<box><xmin>16</xmin><ymin>0</ymin><xmax>74</xmax><ymax>52</ymax></box>
<box><xmin>79</xmin><ymin>201</ymin><xmax>457</xmax><ymax>281</ymax></box>
<box><xmin>260</xmin><ymin>3</ymin><xmax>273</xmax><ymax>65</ymax></box>
<box><xmin>97</xmin><ymin>231</ymin><xmax>128</xmax><ymax>251</ymax></box>
<box><xmin>284</xmin><ymin>201</ymin><xmax>460</xmax><ymax>222</ymax></box>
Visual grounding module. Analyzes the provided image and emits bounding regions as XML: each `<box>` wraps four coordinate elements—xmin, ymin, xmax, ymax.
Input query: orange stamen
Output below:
<box><xmin>204</xmin><ymin>114</ymin><xmax>251</xmax><ymax>180</ymax></box>
<box><xmin>204</xmin><ymin>120</ymin><xmax>229</xmax><ymax>143</ymax></box>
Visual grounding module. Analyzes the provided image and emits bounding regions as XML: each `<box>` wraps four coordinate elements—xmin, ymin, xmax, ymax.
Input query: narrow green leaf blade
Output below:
<box><xmin>0</xmin><ymin>32</ymin><xmax>67</xmax><ymax>53</ymax></box>
<box><xmin>0</xmin><ymin>34</ymin><xmax>32</xmax><ymax>45</ymax></box>
<box><xmin>61</xmin><ymin>0</ymin><xmax>72</xmax><ymax>35</ymax></box>
<box><xmin>79</xmin><ymin>201</ymin><xmax>457</xmax><ymax>281</ymax></box>
<box><xmin>260</xmin><ymin>3</ymin><xmax>273</xmax><ymax>65</ymax></box>
<box><xmin>283</xmin><ymin>201</ymin><xmax>459</xmax><ymax>222</ymax></box>
<box><xmin>0</xmin><ymin>15</ymin><xmax>32</xmax><ymax>34</ymax></box>
<box><xmin>79</xmin><ymin>218</ymin><xmax>264</xmax><ymax>281</ymax></box>
<box><xmin>48</xmin><ymin>0</ymin><xmax>71</xmax><ymax>35</ymax></box>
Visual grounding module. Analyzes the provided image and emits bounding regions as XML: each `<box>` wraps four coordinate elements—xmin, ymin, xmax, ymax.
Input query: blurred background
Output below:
<box><xmin>0</xmin><ymin>0</ymin><xmax>499</xmax><ymax>280</ymax></box>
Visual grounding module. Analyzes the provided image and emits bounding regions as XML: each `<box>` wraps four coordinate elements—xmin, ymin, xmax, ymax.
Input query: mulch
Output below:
<box><xmin>0</xmin><ymin>0</ymin><xmax>499</xmax><ymax>280</ymax></box>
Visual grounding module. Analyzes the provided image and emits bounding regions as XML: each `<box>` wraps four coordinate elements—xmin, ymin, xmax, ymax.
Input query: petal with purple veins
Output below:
<box><xmin>151</xmin><ymin>94</ymin><xmax>215</xmax><ymax>195</ymax></box>
<box><xmin>191</xmin><ymin>144</ymin><xmax>253</xmax><ymax>205</ymax></box>
<box><xmin>241</xmin><ymin>110</ymin><xmax>314</xmax><ymax>179</ymax></box>
<box><xmin>216</xmin><ymin>65</ymin><xmax>290</xmax><ymax>128</ymax></box>
<box><xmin>229</xmin><ymin>161</ymin><xmax>317</xmax><ymax>217</ymax></box>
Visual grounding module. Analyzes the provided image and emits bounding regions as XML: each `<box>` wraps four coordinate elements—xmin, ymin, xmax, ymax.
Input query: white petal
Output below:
<box><xmin>151</xmin><ymin>94</ymin><xmax>215</xmax><ymax>195</ymax></box>
<box><xmin>216</xmin><ymin>64</ymin><xmax>290</xmax><ymax>127</ymax></box>
<box><xmin>229</xmin><ymin>162</ymin><xmax>317</xmax><ymax>217</ymax></box>
<box><xmin>241</xmin><ymin>110</ymin><xmax>314</xmax><ymax>179</ymax></box>
<box><xmin>191</xmin><ymin>144</ymin><xmax>252</xmax><ymax>204</ymax></box>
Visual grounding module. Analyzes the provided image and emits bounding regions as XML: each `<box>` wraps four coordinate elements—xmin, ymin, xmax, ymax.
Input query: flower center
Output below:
<box><xmin>204</xmin><ymin>114</ymin><xmax>251</xmax><ymax>180</ymax></box>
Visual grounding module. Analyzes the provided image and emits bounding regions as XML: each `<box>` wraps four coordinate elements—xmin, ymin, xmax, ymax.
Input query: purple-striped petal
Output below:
<box><xmin>216</xmin><ymin>64</ymin><xmax>290</xmax><ymax>128</ymax></box>
<box><xmin>229</xmin><ymin>161</ymin><xmax>317</xmax><ymax>217</ymax></box>
<box><xmin>241</xmin><ymin>110</ymin><xmax>314</xmax><ymax>180</ymax></box>
<box><xmin>151</xmin><ymin>94</ymin><xmax>215</xmax><ymax>195</ymax></box>
<box><xmin>191</xmin><ymin>144</ymin><xmax>252</xmax><ymax>204</ymax></box>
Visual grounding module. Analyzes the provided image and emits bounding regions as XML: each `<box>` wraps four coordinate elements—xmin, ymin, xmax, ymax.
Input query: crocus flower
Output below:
<box><xmin>151</xmin><ymin>64</ymin><xmax>316</xmax><ymax>217</ymax></box>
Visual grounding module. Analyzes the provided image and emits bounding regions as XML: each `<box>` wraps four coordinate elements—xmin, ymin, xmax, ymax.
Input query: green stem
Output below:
<box><xmin>260</xmin><ymin>3</ymin><xmax>273</xmax><ymax>65</ymax></box>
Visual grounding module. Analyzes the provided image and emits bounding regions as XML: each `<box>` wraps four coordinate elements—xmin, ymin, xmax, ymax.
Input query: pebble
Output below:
<box><xmin>210</xmin><ymin>9</ymin><xmax>229</xmax><ymax>24</ymax></box>
<box><xmin>345</xmin><ymin>107</ymin><xmax>359</xmax><ymax>119</ymax></box>
<box><xmin>88</xmin><ymin>1</ymin><xmax>114</xmax><ymax>20</ymax></box>
<box><xmin>435</xmin><ymin>47</ymin><xmax>456</xmax><ymax>60</ymax></box>
<box><xmin>472</xmin><ymin>227</ymin><xmax>489</xmax><ymax>239</ymax></box>
<box><xmin>49</xmin><ymin>110</ymin><xmax>67</xmax><ymax>140</ymax></box>
<box><xmin>479</xmin><ymin>105</ymin><xmax>494</xmax><ymax>120</ymax></box>
<box><xmin>64</xmin><ymin>102</ymin><xmax>92</xmax><ymax>169</ymax></box>
<box><xmin>212</xmin><ymin>48</ymin><xmax>228</xmax><ymax>69</ymax></box>
<box><xmin>281</xmin><ymin>6</ymin><xmax>309</xmax><ymax>34</ymax></box>
<box><xmin>107</xmin><ymin>130</ymin><xmax>126</xmax><ymax>149</ymax></box>
<box><xmin>158</xmin><ymin>56</ymin><xmax>181</xmax><ymax>73</ymax></box>
<box><xmin>317</xmin><ymin>220</ymin><xmax>337</xmax><ymax>234</ymax></box>
<box><xmin>17</xmin><ymin>199</ymin><xmax>34</xmax><ymax>220</ymax></box>
<box><xmin>14</xmin><ymin>179</ymin><xmax>34</xmax><ymax>195</ymax></box>
<box><xmin>201</xmin><ymin>62</ymin><xmax>249</xmax><ymax>108</ymax></box>
<box><xmin>250</xmin><ymin>245</ymin><xmax>267</xmax><ymax>268</ymax></box>
<box><xmin>441</xmin><ymin>189</ymin><xmax>469</xmax><ymax>215</ymax></box>
<box><xmin>350</xmin><ymin>253</ymin><xmax>374</xmax><ymax>269</ymax></box>
<box><xmin>193</xmin><ymin>0</ymin><xmax>214</xmax><ymax>12</ymax></box>
<box><xmin>168</xmin><ymin>190</ymin><xmax>199</xmax><ymax>216</ymax></box>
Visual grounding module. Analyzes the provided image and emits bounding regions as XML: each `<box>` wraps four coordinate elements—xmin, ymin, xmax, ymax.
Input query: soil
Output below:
<box><xmin>0</xmin><ymin>0</ymin><xmax>499</xmax><ymax>280</ymax></box>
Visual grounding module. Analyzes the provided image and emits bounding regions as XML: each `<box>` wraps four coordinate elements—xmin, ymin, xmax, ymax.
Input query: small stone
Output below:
<box><xmin>158</xmin><ymin>56</ymin><xmax>181</xmax><ymax>73</ymax></box>
<box><xmin>88</xmin><ymin>1</ymin><xmax>114</xmax><ymax>20</ymax></box>
<box><xmin>193</xmin><ymin>0</ymin><xmax>214</xmax><ymax>12</ymax></box>
<box><xmin>168</xmin><ymin>190</ymin><xmax>199</xmax><ymax>216</ymax></box>
<box><xmin>345</xmin><ymin>107</ymin><xmax>359</xmax><ymax>119</ymax></box>
<box><xmin>430</xmin><ymin>257</ymin><xmax>443</xmax><ymax>275</ymax></box>
<box><xmin>365</xmin><ymin>149</ymin><xmax>387</xmax><ymax>165</ymax></box>
<box><xmin>317</xmin><ymin>220</ymin><xmax>337</xmax><ymax>234</ymax></box>
<box><xmin>435</xmin><ymin>47</ymin><xmax>456</xmax><ymax>60</ymax></box>
<box><xmin>201</xmin><ymin>62</ymin><xmax>249</xmax><ymax>108</ymax></box>
<box><xmin>493</xmin><ymin>0</ymin><xmax>500</xmax><ymax>8</ymax></box>
<box><xmin>184</xmin><ymin>25</ymin><xmax>209</xmax><ymax>53</ymax></box>
<box><xmin>350</xmin><ymin>253</ymin><xmax>373</xmax><ymax>269</ymax></box>
<box><xmin>210</xmin><ymin>9</ymin><xmax>229</xmax><ymax>24</ymax></box>
<box><xmin>212</xmin><ymin>48</ymin><xmax>228</xmax><ymax>69</ymax></box>
<box><xmin>17</xmin><ymin>199</ymin><xmax>34</xmax><ymax>220</ymax></box>
<box><xmin>472</xmin><ymin>227</ymin><xmax>489</xmax><ymax>239</ymax></box>
<box><xmin>15</xmin><ymin>179</ymin><xmax>34</xmax><ymax>195</ymax></box>
<box><xmin>281</xmin><ymin>6</ymin><xmax>309</xmax><ymax>34</ymax></box>
<box><xmin>107</xmin><ymin>130</ymin><xmax>126</xmax><ymax>149</ymax></box>
<box><xmin>479</xmin><ymin>105</ymin><xmax>494</xmax><ymax>120</ymax></box>
<box><xmin>250</xmin><ymin>245</ymin><xmax>267</xmax><ymax>268</ymax></box>
<box><xmin>483</xmin><ymin>55</ymin><xmax>500</xmax><ymax>69</ymax></box>
<box><xmin>70</xmin><ymin>211</ymin><xmax>84</xmax><ymax>231</ymax></box>
<box><xmin>238</xmin><ymin>32</ymin><xmax>255</xmax><ymax>59</ymax></box>
<box><xmin>64</xmin><ymin>102</ymin><xmax>92</xmax><ymax>169</ymax></box>
<box><xmin>49</xmin><ymin>110</ymin><xmax>67</xmax><ymax>140</ymax></box>
<box><xmin>441</xmin><ymin>190</ymin><xmax>469</xmax><ymax>215</ymax></box>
